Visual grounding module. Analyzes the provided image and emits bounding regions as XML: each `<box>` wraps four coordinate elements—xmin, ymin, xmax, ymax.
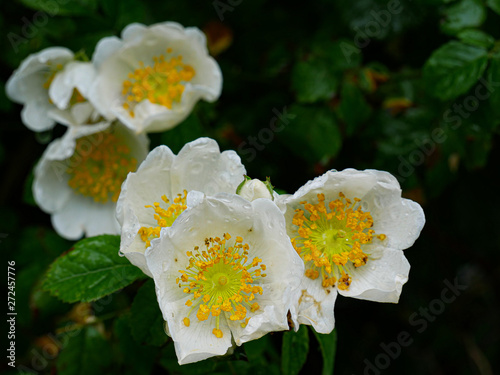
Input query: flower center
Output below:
<box><xmin>292</xmin><ymin>193</ymin><xmax>386</xmax><ymax>290</ymax></box>
<box><xmin>218</xmin><ymin>276</ymin><xmax>228</xmax><ymax>286</ymax></box>
<box><xmin>66</xmin><ymin>130</ymin><xmax>137</xmax><ymax>203</ymax></box>
<box><xmin>121</xmin><ymin>48</ymin><xmax>196</xmax><ymax>118</ymax></box>
<box><xmin>138</xmin><ymin>191</ymin><xmax>188</xmax><ymax>247</ymax></box>
<box><xmin>178</xmin><ymin>234</ymin><xmax>267</xmax><ymax>338</ymax></box>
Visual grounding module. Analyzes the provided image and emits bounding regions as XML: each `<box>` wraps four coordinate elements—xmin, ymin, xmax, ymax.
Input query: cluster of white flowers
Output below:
<box><xmin>8</xmin><ymin>20</ymin><xmax>425</xmax><ymax>366</ymax></box>
<box><xmin>7</xmin><ymin>22</ymin><xmax>222</xmax><ymax>240</ymax></box>
<box><xmin>115</xmin><ymin>138</ymin><xmax>425</xmax><ymax>364</ymax></box>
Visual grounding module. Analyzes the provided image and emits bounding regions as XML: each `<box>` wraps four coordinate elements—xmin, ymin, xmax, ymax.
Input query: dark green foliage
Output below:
<box><xmin>43</xmin><ymin>235</ymin><xmax>146</xmax><ymax>303</ymax></box>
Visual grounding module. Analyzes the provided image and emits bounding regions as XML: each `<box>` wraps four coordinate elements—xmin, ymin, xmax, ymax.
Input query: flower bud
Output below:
<box><xmin>236</xmin><ymin>177</ymin><xmax>274</xmax><ymax>201</ymax></box>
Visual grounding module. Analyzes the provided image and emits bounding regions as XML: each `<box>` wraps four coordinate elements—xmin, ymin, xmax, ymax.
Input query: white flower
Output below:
<box><xmin>116</xmin><ymin>137</ymin><xmax>246</xmax><ymax>276</ymax></box>
<box><xmin>88</xmin><ymin>22</ymin><xmax>222</xmax><ymax>134</ymax></box>
<box><xmin>6</xmin><ymin>47</ymin><xmax>74</xmax><ymax>132</ymax></box>
<box><xmin>48</xmin><ymin>61</ymin><xmax>104</xmax><ymax>127</ymax></box>
<box><xmin>33</xmin><ymin>121</ymin><xmax>149</xmax><ymax>240</ymax></box>
<box><xmin>145</xmin><ymin>193</ymin><xmax>304</xmax><ymax>364</ymax></box>
<box><xmin>236</xmin><ymin>177</ymin><xmax>274</xmax><ymax>201</ymax></box>
<box><xmin>279</xmin><ymin>169</ymin><xmax>425</xmax><ymax>334</ymax></box>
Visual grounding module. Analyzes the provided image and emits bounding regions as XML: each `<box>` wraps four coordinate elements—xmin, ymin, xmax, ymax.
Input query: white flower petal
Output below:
<box><xmin>339</xmin><ymin>247</ymin><xmax>410</xmax><ymax>303</ymax></box>
<box><xmin>21</xmin><ymin>99</ymin><xmax>56</xmax><ymax>132</ymax></box>
<box><xmin>117</xmin><ymin>138</ymin><xmax>245</xmax><ymax>276</ymax></box>
<box><xmin>52</xmin><ymin>194</ymin><xmax>120</xmax><ymax>240</ymax></box>
<box><xmin>116</xmin><ymin>146</ymin><xmax>176</xmax><ymax>273</ymax></box>
<box><xmin>33</xmin><ymin>139</ymin><xmax>73</xmax><ymax>213</ymax></box>
<box><xmin>282</xmin><ymin>168</ymin><xmax>424</xmax><ymax>332</ymax></box>
<box><xmin>6</xmin><ymin>47</ymin><xmax>74</xmax><ymax>100</ymax></box>
<box><xmin>89</xmin><ymin>22</ymin><xmax>222</xmax><ymax>133</ymax></box>
<box><xmin>290</xmin><ymin>277</ymin><xmax>338</xmax><ymax>334</ymax></box>
<box><xmin>33</xmin><ymin>121</ymin><xmax>148</xmax><ymax>240</ymax></box>
<box><xmin>121</xmin><ymin>22</ymin><xmax>149</xmax><ymax>42</ymax></box>
<box><xmin>6</xmin><ymin>47</ymin><xmax>74</xmax><ymax>131</ymax></box>
<box><xmin>49</xmin><ymin>61</ymin><xmax>96</xmax><ymax>109</ymax></box>
<box><xmin>145</xmin><ymin>194</ymin><xmax>303</xmax><ymax>363</ymax></box>
<box><xmin>171</xmin><ymin>138</ymin><xmax>245</xmax><ymax>194</ymax></box>
<box><xmin>146</xmin><ymin>233</ymin><xmax>232</xmax><ymax>364</ymax></box>
<box><xmin>92</xmin><ymin>36</ymin><xmax>123</xmax><ymax>69</ymax></box>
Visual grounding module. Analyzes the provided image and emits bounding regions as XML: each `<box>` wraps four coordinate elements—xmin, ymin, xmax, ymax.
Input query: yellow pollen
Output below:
<box><xmin>178</xmin><ymin>235</ymin><xmax>266</xmax><ymax>338</ymax></box>
<box><xmin>212</xmin><ymin>328</ymin><xmax>223</xmax><ymax>338</ymax></box>
<box><xmin>183</xmin><ymin>317</ymin><xmax>190</xmax><ymax>327</ymax></box>
<box><xmin>292</xmin><ymin>192</ymin><xmax>386</xmax><ymax>291</ymax></box>
<box><xmin>138</xmin><ymin>190</ymin><xmax>187</xmax><ymax>247</ymax></box>
<box><xmin>66</xmin><ymin>130</ymin><xmax>137</xmax><ymax>203</ymax></box>
<box><xmin>121</xmin><ymin>49</ymin><xmax>196</xmax><ymax>117</ymax></box>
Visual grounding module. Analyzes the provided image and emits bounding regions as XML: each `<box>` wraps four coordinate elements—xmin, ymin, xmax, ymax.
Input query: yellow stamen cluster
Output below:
<box><xmin>178</xmin><ymin>233</ymin><xmax>266</xmax><ymax>338</ymax></box>
<box><xmin>138</xmin><ymin>191</ymin><xmax>188</xmax><ymax>247</ymax></box>
<box><xmin>66</xmin><ymin>131</ymin><xmax>137</xmax><ymax>203</ymax></box>
<box><xmin>121</xmin><ymin>49</ymin><xmax>196</xmax><ymax>117</ymax></box>
<box><xmin>292</xmin><ymin>193</ymin><xmax>386</xmax><ymax>291</ymax></box>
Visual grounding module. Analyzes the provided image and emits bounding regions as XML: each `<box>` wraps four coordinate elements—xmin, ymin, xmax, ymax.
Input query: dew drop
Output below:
<box><xmin>189</xmin><ymin>163</ymin><xmax>203</xmax><ymax>174</ymax></box>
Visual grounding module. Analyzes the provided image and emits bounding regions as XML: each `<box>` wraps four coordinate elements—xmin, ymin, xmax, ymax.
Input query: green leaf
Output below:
<box><xmin>423</xmin><ymin>41</ymin><xmax>488</xmax><ymax>101</ymax></box>
<box><xmin>56</xmin><ymin>326</ymin><xmax>111</xmax><ymax>375</ymax></box>
<box><xmin>114</xmin><ymin>314</ymin><xmax>158</xmax><ymax>375</ymax></box>
<box><xmin>312</xmin><ymin>329</ymin><xmax>337</xmax><ymax>375</ymax></box>
<box><xmin>457</xmin><ymin>29</ymin><xmax>495</xmax><ymax>49</ymax></box>
<box><xmin>337</xmin><ymin>81</ymin><xmax>372</xmax><ymax>136</ymax></box>
<box><xmin>440</xmin><ymin>0</ymin><xmax>486</xmax><ymax>35</ymax></box>
<box><xmin>291</xmin><ymin>59</ymin><xmax>339</xmax><ymax>103</ymax></box>
<box><xmin>281</xmin><ymin>326</ymin><xmax>309</xmax><ymax>375</ymax></box>
<box><xmin>280</xmin><ymin>105</ymin><xmax>342</xmax><ymax>163</ymax></box>
<box><xmin>311</xmin><ymin>38</ymin><xmax>362</xmax><ymax>71</ymax></box>
<box><xmin>486</xmin><ymin>0</ymin><xmax>500</xmax><ymax>15</ymax></box>
<box><xmin>43</xmin><ymin>235</ymin><xmax>145</xmax><ymax>303</ymax></box>
<box><xmin>129</xmin><ymin>279</ymin><xmax>168</xmax><ymax>346</ymax></box>
<box><xmin>245</xmin><ymin>334</ymin><xmax>280</xmax><ymax>364</ymax></box>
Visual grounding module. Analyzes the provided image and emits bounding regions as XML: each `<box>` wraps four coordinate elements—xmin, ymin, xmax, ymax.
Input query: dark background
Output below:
<box><xmin>1</xmin><ymin>0</ymin><xmax>498</xmax><ymax>374</ymax></box>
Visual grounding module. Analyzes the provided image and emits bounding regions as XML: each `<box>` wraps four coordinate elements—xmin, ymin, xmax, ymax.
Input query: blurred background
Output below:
<box><xmin>1</xmin><ymin>0</ymin><xmax>499</xmax><ymax>374</ymax></box>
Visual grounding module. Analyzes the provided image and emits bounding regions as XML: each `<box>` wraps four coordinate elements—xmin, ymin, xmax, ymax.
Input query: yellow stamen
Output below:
<box><xmin>66</xmin><ymin>130</ymin><xmax>137</xmax><ymax>203</ymax></box>
<box><xmin>121</xmin><ymin>49</ymin><xmax>196</xmax><ymax>117</ymax></box>
<box><xmin>138</xmin><ymin>190</ymin><xmax>187</xmax><ymax>247</ymax></box>
<box><xmin>292</xmin><ymin>193</ymin><xmax>386</xmax><ymax>291</ymax></box>
<box><xmin>179</xmin><ymin>235</ymin><xmax>266</xmax><ymax>338</ymax></box>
